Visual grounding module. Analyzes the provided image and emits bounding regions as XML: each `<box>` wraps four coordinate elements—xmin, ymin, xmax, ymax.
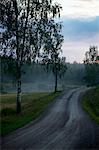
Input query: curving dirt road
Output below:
<box><xmin>1</xmin><ymin>87</ymin><xmax>99</xmax><ymax>149</ymax></box>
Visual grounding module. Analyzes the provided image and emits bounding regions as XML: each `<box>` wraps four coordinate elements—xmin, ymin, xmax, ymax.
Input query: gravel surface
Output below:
<box><xmin>1</xmin><ymin>87</ymin><xmax>99</xmax><ymax>150</ymax></box>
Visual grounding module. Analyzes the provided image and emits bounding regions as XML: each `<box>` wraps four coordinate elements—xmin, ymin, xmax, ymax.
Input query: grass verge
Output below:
<box><xmin>81</xmin><ymin>86</ymin><xmax>99</xmax><ymax>124</ymax></box>
<box><xmin>0</xmin><ymin>92</ymin><xmax>61</xmax><ymax>136</ymax></box>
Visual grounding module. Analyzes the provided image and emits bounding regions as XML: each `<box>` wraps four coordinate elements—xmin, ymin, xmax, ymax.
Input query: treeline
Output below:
<box><xmin>84</xmin><ymin>64</ymin><xmax>99</xmax><ymax>86</ymax></box>
<box><xmin>84</xmin><ymin>46</ymin><xmax>99</xmax><ymax>86</ymax></box>
<box><xmin>0</xmin><ymin>56</ymin><xmax>86</xmax><ymax>93</ymax></box>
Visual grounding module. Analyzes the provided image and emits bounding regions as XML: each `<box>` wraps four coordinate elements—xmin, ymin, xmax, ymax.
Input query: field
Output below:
<box><xmin>82</xmin><ymin>86</ymin><xmax>99</xmax><ymax>124</ymax></box>
<box><xmin>0</xmin><ymin>92</ymin><xmax>61</xmax><ymax>136</ymax></box>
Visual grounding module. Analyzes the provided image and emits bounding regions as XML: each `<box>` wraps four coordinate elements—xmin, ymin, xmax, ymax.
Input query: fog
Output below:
<box><xmin>1</xmin><ymin>63</ymin><xmax>85</xmax><ymax>93</ymax></box>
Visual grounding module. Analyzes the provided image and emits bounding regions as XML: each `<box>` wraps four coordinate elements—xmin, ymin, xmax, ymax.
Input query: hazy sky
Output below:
<box><xmin>54</xmin><ymin>0</ymin><xmax>99</xmax><ymax>63</ymax></box>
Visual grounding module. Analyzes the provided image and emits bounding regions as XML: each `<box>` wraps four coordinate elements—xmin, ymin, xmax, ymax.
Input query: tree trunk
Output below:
<box><xmin>55</xmin><ymin>69</ymin><xmax>58</xmax><ymax>92</ymax></box>
<box><xmin>16</xmin><ymin>79</ymin><xmax>21</xmax><ymax>113</ymax></box>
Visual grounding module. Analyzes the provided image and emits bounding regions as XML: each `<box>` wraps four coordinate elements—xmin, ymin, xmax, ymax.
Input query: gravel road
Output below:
<box><xmin>1</xmin><ymin>87</ymin><xmax>99</xmax><ymax>150</ymax></box>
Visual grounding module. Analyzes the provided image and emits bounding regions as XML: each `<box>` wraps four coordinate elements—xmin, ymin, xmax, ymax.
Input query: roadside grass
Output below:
<box><xmin>82</xmin><ymin>86</ymin><xmax>99</xmax><ymax>124</ymax></box>
<box><xmin>0</xmin><ymin>92</ymin><xmax>61</xmax><ymax>136</ymax></box>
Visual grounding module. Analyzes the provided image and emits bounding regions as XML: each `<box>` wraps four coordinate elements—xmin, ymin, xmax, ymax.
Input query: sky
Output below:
<box><xmin>54</xmin><ymin>0</ymin><xmax>99</xmax><ymax>63</ymax></box>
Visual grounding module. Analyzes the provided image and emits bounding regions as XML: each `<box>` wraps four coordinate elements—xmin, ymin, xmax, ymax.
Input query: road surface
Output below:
<box><xmin>1</xmin><ymin>87</ymin><xmax>99</xmax><ymax>149</ymax></box>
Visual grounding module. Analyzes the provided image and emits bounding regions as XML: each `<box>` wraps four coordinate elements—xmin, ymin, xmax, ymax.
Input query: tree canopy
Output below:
<box><xmin>0</xmin><ymin>0</ymin><xmax>63</xmax><ymax>113</ymax></box>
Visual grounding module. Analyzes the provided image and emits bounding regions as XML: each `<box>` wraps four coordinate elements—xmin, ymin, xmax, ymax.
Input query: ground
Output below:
<box><xmin>1</xmin><ymin>92</ymin><xmax>61</xmax><ymax>136</ymax></box>
<box><xmin>1</xmin><ymin>87</ymin><xmax>99</xmax><ymax>149</ymax></box>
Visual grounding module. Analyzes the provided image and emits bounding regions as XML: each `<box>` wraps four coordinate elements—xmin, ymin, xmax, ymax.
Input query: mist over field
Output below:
<box><xmin>1</xmin><ymin>63</ymin><xmax>85</xmax><ymax>93</ymax></box>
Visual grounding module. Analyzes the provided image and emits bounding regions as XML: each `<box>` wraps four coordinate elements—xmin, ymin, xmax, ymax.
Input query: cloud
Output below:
<box><xmin>62</xmin><ymin>16</ymin><xmax>99</xmax><ymax>41</ymax></box>
<box><xmin>62</xmin><ymin>33</ymin><xmax>99</xmax><ymax>63</ymax></box>
<box><xmin>59</xmin><ymin>16</ymin><xmax>99</xmax><ymax>63</ymax></box>
<box><xmin>54</xmin><ymin>0</ymin><xmax>99</xmax><ymax>19</ymax></box>
<box><xmin>54</xmin><ymin>0</ymin><xmax>99</xmax><ymax>62</ymax></box>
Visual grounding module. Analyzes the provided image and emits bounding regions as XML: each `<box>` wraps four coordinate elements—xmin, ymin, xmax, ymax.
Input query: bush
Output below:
<box><xmin>1</xmin><ymin>108</ymin><xmax>16</xmax><ymax>116</ymax></box>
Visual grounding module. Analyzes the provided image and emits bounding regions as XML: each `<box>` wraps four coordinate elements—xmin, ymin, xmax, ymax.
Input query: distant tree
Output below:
<box><xmin>0</xmin><ymin>0</ymin><xmax>62</xmax><ymax>113</ymax></box>
<box><xmin>84</xmin><ymin>46</ymin><xmax>98</xmax><ymax>64</ymax></box>
<box><xmin>89</xmin><ymin>46</ymin><xmax>98</xmax><ymax>62</ymax></box>
<box><xmin>42</xmin><ymin>21</ymin><xmax>67</xmax><ymax>92</ymax></box>
<box><xmin>84</xmin><ymin>46</ymin><xmax>99</xmax><ymax>86</ymax></box>
<box><xmin>84</xmin><ymin>64</ymin><xmax>99</xmax><ymax>86</ymax></box>
<box><xmin>52</xmin><ymin>57</ymin><xmax>67</xmax><ymax>92</ymax></box>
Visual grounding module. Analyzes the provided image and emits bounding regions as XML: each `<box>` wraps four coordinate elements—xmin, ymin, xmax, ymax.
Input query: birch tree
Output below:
<box><xmin>0</xmin><ymin>0</ymin><xmax>62</xmax><ymax>113</ymax></box>
<box><xmin>42</xmin><ymin>21</ymin><xmax>66</xmax><ymax>92</ymax></box>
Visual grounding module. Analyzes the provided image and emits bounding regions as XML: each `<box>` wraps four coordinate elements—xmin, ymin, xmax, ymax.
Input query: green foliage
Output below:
<box><xmin>0</xmin><ymin>84</ymin><xmax>6</xmax><ymax>94</ymax></box>
<box><xmin>0</xmin><ymin>92</ymin><xmax>61</xmax><ymax>136</ymax></box>
<box><xmin>0</xmin><ymin>0</ymin><xmax>63</xmax><ymax>113</ymax></box>
<box><xmin>0</xmin><ymin>0</ymin><xmax>63</xmax><ymax>80</ymax></box>
<box><xmin>1</xmin><ymin>108</ymin><xmax>16</xmax><ymax>116</ymax></box>
<box><xmin>82</xmin><ymin>87</ymin><xmax>99</xmax><ymax>124</ymax></box>
<box><xmin>0</xmin><ymin>0</ymin><xmax>62</xmax><ymax>64</ymax></box>
<box><xmin>41</xmin><ymin>20</ymin><xmax>65</xmax><ymax>91</ymax></box>
<box><xmin>0</xmin><ymin>56</ymin><xmax>17</xmax><ymax>81</ymax></box>
<box><xmin>84</xmin><ymin>64</ymin><xmax>99</xmax><ymax>86</ymax></box>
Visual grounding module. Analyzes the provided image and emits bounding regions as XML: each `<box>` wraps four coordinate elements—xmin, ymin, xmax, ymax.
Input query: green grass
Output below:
<box><xmin>82</xmin><ymin>86</ymin><xmax>99</xmax><ymax>124</ymax></box>
<box><xmin>0</xmin><ymin>92</ymin><xmax>61</xmax><ymax>136</ymax></box>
